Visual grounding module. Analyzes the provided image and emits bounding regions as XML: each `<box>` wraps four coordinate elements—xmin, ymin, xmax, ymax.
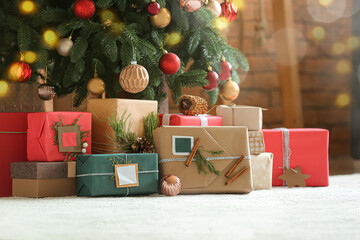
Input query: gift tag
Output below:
<box><xmin>114</xmin><ymin>164</ymin><xmax>139</xmax><ymax>188</ymax></box>
<box><xmin>278</xmin><ymin>166</ymin><xmax>310</xmax><ymax>188</ymax></box>
<box><xmin>58</xmin><ymin>126</ymin><xmax>82</xmax><ymax>153</ymax></box>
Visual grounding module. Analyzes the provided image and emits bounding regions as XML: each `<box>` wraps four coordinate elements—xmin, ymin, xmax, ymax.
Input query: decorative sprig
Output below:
<box><xmin>194</xmin><ymin>147</ymin><xmax>221</xmax><ymax>176</ymax></box>
<box><xmin>144</xmin><ymin>111</ymin><xmax>159</xmax><ymax>143</ymax></box>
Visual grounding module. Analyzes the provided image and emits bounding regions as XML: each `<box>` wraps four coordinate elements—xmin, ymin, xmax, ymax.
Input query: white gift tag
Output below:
<box><xmin>115</xmin><ymin>164</ymin><xmax>139</xmax><ymax>188</ymax></box>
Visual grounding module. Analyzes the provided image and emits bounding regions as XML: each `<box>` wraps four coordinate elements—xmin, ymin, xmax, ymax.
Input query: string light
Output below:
<box><xmin>318</xmin><ymin>0</ymin><xmax>333</xmax><ymax>6</ymax></box>
<box><xmin>336</xmin><ymin>60</ymin><xmax>351</xmax><ymax>75</ymax></box>
<box><xmin>43</xmin><ymin>30</ymin><xmax>58</xmax><ymax>48</ymax></box>
<box><xmin>100</xmin><ymin>9</ymin><xmax>115</xmax><ymax>22</ymax></box>
<box><xmin>24</xmin><ymin>51</ymin><xmax>37</xmax><ymax>64</ymax></box>
<box><xmin>347</xmin><ymin>37</ymin><xmax>360</xmax><ymax>50</ymax></box>
<box><xmin>19</xmin><ymin>0</ymin><xmax>36</xmax><ymax>15</ymax></box>
<box><xmin>311</xmin><ymin>26</ymin><xmax>325</xmax><ymax>41</ymax></box>
<box><xmin>215</xmin><ymin>17</ymin><xmax>229</xmax><ymax>31</ymax></box>
<box><xmin>165</xmin><ymin>32</ymin><xmax>182</xmax><ymax>46</ymax></box>
<box><xmin>332</xmin><ymin>42</ymin><xmax>345</xmax><ymax>55</ymax></box>
<box><xmin>233</xmin><ymin>0</ymin><xmax>245</xmax><ymax>11</ymax></box>
<box><xmin>335</xmin><ymin>93</ymin><xmax>351</xmax><ymax>107</ymax></box>
<box><xmin>0</xmin><ymin>80</ymin><xmax>9</xmax><ymax>97</ymax></box>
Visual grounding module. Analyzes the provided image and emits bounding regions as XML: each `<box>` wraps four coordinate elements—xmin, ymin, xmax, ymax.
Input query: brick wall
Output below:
<box><xmin>169</xmin><ymin>0</ymin><xmax>353</xmax><ymax>156</ymax></box>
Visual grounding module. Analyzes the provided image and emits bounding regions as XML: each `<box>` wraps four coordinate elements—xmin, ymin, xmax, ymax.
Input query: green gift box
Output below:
<box><xmin>76</xmin><ymin>153</ymin><xmax>159</xmax><ymax>197</ymax></box>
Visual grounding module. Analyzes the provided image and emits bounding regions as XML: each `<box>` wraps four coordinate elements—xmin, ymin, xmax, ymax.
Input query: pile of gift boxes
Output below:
<box><xmin>0</xmin><ymin>98</ymin><xmax>329</xmax><ymax>198</ymax></box>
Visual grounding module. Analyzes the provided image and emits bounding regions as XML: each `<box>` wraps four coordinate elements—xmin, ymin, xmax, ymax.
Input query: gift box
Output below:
<box><xmin>27</xmin><ymin>112</ymin><xmax>92</xmax><ymax>162</ymax></box>
<box><xmin>153</xmin><ymin>126</ymin><xmax>253</xmax><ymax>194</ymax></box>
<box><xmin>216</xmin><ymin>105</ymin><xmax>263</xmax><ymax>131</ymax></box>
<box><xmin>11</xmin><ymin>161</ymin><xmax>77</xmax><ymax>198</ymax></box>
<box><xmin>53</xmin><ymin>93</ymin><xmax>88</xmax><ymax>112</ymax></box>
<box><xmin>249</xmin><ymin>131</ymin><xmax>265</xmax><ymax>155</ymax></box>
<box><xmin>76</xmin><ymin>153</ymin><xmax>159</xmax><ymax>197</ymax></box>
<box><xmin>262</xmin><ymin>128</ymin><xmax>329</xmax><ymax>186</ymax></box>
<box><xmin>159</xmin><ymin>114</ymin><xmax>223</xmax><ymax>127</ymax></box>
<box><xmin>87</xmin><ymin>99</ymin><xmax>157</xmax><ymax>154</ymax></box>
<box><xmin>251</xmin><ymin>153</ymin><xmax>273</xmax><ymax>190</ymax></box>
<box><xmin>0</xmin><ymin>113</ymin><xmax>28</xmax><ymax>197</ymax></box>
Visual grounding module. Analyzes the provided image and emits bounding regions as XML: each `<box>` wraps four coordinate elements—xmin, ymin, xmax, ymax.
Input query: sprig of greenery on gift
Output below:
<box><xmin>52</xmin><ymin>114</ymin><xmax>90</xmax><ymax>160</ymax></box>
<box><xmin>107</xmin><ymin>111</ymin><xmax>158</xmax><ymax>153</ymax></box>
<box><xmin>194</xmin><ymin>147</ymin><xmax>224</xmax><ymax>176</ymax></box>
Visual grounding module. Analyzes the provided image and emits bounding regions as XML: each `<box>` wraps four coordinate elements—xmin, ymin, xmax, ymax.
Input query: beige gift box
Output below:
<box><xmin>251</xmin><ymin>153</ymin><xmax>273</xmax><ymax>190</ymax></box>
<box><xmin>153</xmin><ymin>126</ymin><xmax>253</xmax><ymax>194</ymax></box>
<box><xmin>87</xmin><ymin>99</ymin><xmax>158</xmax><ymax>154</ymax></box>
<box><xmin>216</xmin><ymin>105</ymin><xmax>263</xmax><ymax>131</ymax></box>
<box><xmin>248</xmin><ymin>131</ymin><xmax>265</xmax><ymax>155</ymax></box>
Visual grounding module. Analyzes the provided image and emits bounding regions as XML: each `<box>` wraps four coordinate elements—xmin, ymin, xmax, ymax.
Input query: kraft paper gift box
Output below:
<box><xmin>153</xmin><ymin>126</ymin><xmax>253</xmax><ymax>194</ymax></box>
<box><xmin>159</xmin><ymin>114</ymin><xmax>223</xmax><ymax>127</ymax></box>
<box><xmin>76</xmin><ymin>153</ymin><xmax>158</xmax><ymax>197</ymax></box>
<box><xmin>216</xmin><ymin>105</ymin><xmax>263</xmax><ymax>131</ymax></box>
<box><xmin>87</xmin><ymin>99</ymin><xmax>158</xmax><ymax>154</ymax></box>
<box><xmin>251</xmin><ymin>153</ymin><xmax>273</xmax><ymax>190</ymax></box>
<box><xmin>248</xmin><ymin>131</ymin><xmax>265</xmax><ymax>155</ymax></box>
<box><xmin>27</xmin><ymin>112</ymin><xmax>92</xmax><ymax>162</ymax></box>
<box><xmin>262</xmin><ymin>128</ymin><xmax>329</xmax><ymax>186</ymax></box>
<box><xmin>0</xmin><ymin>113</ymin><xmax>28</xmax><ymax>197</ymax></box>
<box><xmin>11</xmin><ymin>161</ymin><xmax>77</xmax><ymax>198</ymax></box>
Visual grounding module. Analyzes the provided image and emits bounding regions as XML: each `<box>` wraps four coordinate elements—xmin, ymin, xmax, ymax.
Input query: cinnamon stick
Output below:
<box><xmin>185</xmin><ymin>138</ymin><xmax>201</xmax><ymax>167</ymax></box>
<box><xmin>225</xmin><ymin>167</ymin><xmax>249</xmax><ymax>185</ymax></box>
<box><xmin>225</xmin><ymin>155</ymin><xmax>245</xmax><ymax>178</ymax></box>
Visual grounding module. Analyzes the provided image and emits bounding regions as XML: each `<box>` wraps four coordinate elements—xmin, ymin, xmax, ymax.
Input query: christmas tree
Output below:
<box><xmin>0</xmin><ymin>0</ymin><xmax>248</xmax><ymax>106</ymax></box>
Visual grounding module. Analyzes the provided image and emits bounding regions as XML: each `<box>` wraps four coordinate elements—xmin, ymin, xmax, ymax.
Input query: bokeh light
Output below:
<box><xmin>346</xmin><ymin>37</ymin><xmax>360</xmax><ymax>50</ymax></box>
<box><xmin>332</xmin><ymin>42</ymin><xmax>345</xmax><ymax>55</ymax></box>
<box><xmin>100</xmin><ymin>9</ymin><xmax>115</xmax><ymax>22</ymax></box>
<box><xmin>215</xmin><ymin>17</ymin><xmax>229</xmax><ymax>31</ymax></box>
<box><xmin>335</xmin><ymin>93</ymin><xmax>351</xmax><ymax>107</ymax></box>
<box><xmin>311</xmin><ymin>26</ymin><xmax>325</xmax><ymax>41</ymax></box>
<box><xmin>19</xmin><ymin>0</ymin><xmax>36</xmax><ymax>15</ymax></box>
<box><xmin>307</xmin><ymin>0</ymin><xmax>345</xmax><ymax>23</ymax></box>
<box><xmin>336</xmin><ymin>60</ymin><xmax>351</xmax><ymax>75</ymax></box>
<box><xmin>165</xmin><ymin>32</ymin><xmax>182</xmax><ymax>46</ymax></box>
<box><xmin>43</xmin><ymin>30</ymin><xmax>58</xmax><ymax>47</ymax></box>
<box><xmin>24</xmin><ymin>51</ymin><xmax>37</xmax><ymax>64</ymax></box>
<box><xmin>233</xmin><ymin>0</ymin><xmax>245</xmax><ymax>11</ymax></box>
<box><xmin>0</xmin><ymin>80</ymin><xmax>9</xmax><ymax>97</ymax></box>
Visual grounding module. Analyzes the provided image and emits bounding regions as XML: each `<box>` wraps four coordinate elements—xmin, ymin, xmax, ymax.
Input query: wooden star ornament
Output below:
<box><xmin>278</xmin><ymin>166</ymin><xmax>310</xmax><ymax>188</ymax></box>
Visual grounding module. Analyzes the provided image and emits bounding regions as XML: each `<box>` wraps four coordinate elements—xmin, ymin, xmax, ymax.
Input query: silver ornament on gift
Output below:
<box><xmin>37</xmin><ymin>83</ymin><xmax>56</xmax><ymax>101</ymax></box>
<box><xmin>160</xmin><ymin>175</ymin><xmax>182</xmax><ymax>196</ymax></box>
<box><xmin>206</xmin><ymin>0</ymin><xmax>222</xmax><ymax>17</ymax></box>
<box><xmin>57</xmin><ymin>38</ymin><xmax>74</xmax><ymax>57</ymax></box>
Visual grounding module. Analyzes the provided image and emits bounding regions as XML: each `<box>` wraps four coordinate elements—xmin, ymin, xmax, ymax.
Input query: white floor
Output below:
<box><xmin>0</xmin><ymin>174</ymin><xmax>359</xmax><ymax>240</ymax></box>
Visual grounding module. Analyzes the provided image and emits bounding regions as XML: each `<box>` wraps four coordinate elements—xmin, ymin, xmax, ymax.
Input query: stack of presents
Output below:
<box><xmin>0</xmin><ymin>97</ymin><xmax>329</xmax><ymax>198</ymax></box>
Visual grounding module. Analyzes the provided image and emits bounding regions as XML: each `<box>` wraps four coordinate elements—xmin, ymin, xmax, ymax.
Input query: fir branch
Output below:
<box><xmin>144</xmin><ymin>112</ymin><xmax>159</xmax><ymax>143</ymax></box>
<box><xmin>70</xmin><ymin>36</ymin><xmax>88</xmax><ymax>63</ymax></box>
<box><xmin>194</xmin><ymin>148</ymin><xmax>220</xmax><ymax>176</ymax></box>
<box><xmin>207</xmin><ymin>150</ymin><xmax>225</xmax><ymax>155</ymax></box>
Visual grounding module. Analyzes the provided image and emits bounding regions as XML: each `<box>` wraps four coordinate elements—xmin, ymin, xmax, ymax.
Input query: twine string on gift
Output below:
<box><xmin>276</xmin><ymin>128</ymin><xmax>292</xmax><ymax>186</ymax></box>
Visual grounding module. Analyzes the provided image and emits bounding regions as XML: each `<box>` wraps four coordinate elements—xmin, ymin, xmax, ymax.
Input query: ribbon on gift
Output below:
<box><xmin>159</xmin><ymin>155</ymin><xmax>251</xmax><ymax>164</ymax></box>
<box><xmin>276</xmin><ymin>127</ymin><xmax>292</xmax><ymax>186</ymax></box>
<box><xmin>161</xmin><ymin>114</ymin><xmax>209</xmax><ymax>126</ymax></box>
<box><xmin>0</xmin><ymin>131</ymin><xmax>27</xmax><ymax>134</ymax></box>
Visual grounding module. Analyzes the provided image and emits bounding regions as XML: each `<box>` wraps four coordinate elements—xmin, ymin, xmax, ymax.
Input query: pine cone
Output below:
<box><xmin>178</xmin><ymin>95</ymin><xmax>208</xmax><ymax>116</ymax></box>
<box><xmin>132</xmin><ymin>137</ymin><xmax>156</xmax><ymax>153</ymax></box>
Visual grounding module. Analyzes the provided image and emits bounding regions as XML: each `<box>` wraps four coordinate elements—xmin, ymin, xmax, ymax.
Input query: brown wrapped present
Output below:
<box><xmin>153</xmin><ymin>126</ymin><xmax>253</xmax><ymax>194</ymax></box>
<box><xmin>216</xmin><ymin>105</ymin><xmax>263</xmax><ymax>131</ymax></box>
<box><xmin>11</xmin><ymin>162</ymin><xmax>76</xmax><ymax>179</ymax></box>
<box><xmin>87</xmin><ymin>99</ymin><xmax>158</xmax><ymax>154</ymax></box>
<box><xmin>251</xmin><ymin>153</ymin><xmax>273</xmax><ymax>190</ymax></box>
<box><xmin>248</xmin><ymin>131</ymin><xmax>265</xmax><ymax>155</ymax></box>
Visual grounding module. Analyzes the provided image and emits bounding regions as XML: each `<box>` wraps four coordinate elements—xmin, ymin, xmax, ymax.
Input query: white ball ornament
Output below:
<box><xmin>83</xmin><ymin>142</ymin><xmax>89</xmax><ymax>148</ymax></box>
<box><xmin>57</xmin><ymin>38</ymin><xmax>74</xmax><ymax>57</ymax></box>
<box><xmin>206</xmin><ymin>0</ymin><xmax>222</xmax><ymax>17</ymax></box>
<box><xmin>81</xmin><ymin>148</ymin><xmax>87</xmax><ymax>154</ymax></box>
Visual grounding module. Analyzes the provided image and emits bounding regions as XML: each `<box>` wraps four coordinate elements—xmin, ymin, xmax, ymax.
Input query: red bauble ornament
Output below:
<box><xmin>220</xmin><ymin>1</ymin><xmax>237</xmax><ymax>22</ymax></box>
<box><xmin>159</xmin><ymin>52</ymin><xmax>181</xmax><ymax>75</ymax></box>
<box><xmin>147</xmin><ymin>1</ymin><xmax>160</xmax><ymax>15</ymax></box>
<box><xmin>8</xmin><ymin>62</ymin><xmax>32</xmax><ymax>82</ymax></box>
<box><xmin>73</xmin><ymin>0</ymin><xmax>95</xmax><ymax>20</ymax></box>
<box><xmin>218</xmin><ymin>59</ymin><xmax>232</xmax><ymax>81</ymax></box>
<box><xmin>203</xmin><ymin>67</ymin><xmax>219</xmax><ymax>91</ymax></box>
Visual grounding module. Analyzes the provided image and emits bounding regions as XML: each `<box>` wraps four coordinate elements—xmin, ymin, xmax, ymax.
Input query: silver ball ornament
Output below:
<box><xmin>57</xmin><ymin>38</ymin><xmax>74</xmax><ymax>57</ymax></box>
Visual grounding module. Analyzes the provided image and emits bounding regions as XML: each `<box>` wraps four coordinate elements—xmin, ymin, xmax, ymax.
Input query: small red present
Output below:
<box><xmin>159</xmin><ymin>114</ymin><xmax>222</xmax><ymax>127</ymax></box>
<box><xmin>262</xmin><ymin>128</ymin><xmax>329</xmax><ymax>186</ymax></box>
<box><xmin>27</xmin><ymin>112</ymin><xmax>92</xmax><ymax>162</ymax></box>
<box><xmin>0</xmin><ymin>113</ymin><xmax>28</xmax><ymax>197</ymax></box>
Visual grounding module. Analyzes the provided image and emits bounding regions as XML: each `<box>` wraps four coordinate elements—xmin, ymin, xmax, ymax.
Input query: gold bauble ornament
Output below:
<box><xmin>206</xmin><ymin>0</ymin><xmax>222</xmax><ymax>17</ymax></box>
<box><xmin>87</xmin><ymin>77</ymin><xmax>105</xmax><ymax>95</ymax></box>
<box><xmin>57</xmin><ymin>38</ymin><xmax>74</xmax><ymax>57</ymax></box>
<box><xmin>119</xmin><ymin>61</ymin><xmax>149</xmax><ymax>94</ymax></box>
<box><xmin>219</xmin><ymin>78</ymin><xmax>240</xmax><ymax>104</ymax></box>
<box><xmin>150</xmin><ymin>8</ymin><xmax>171</xmax><ymax>28</ymax></box>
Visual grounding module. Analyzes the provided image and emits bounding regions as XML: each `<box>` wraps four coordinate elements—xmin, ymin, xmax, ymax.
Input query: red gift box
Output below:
<box><xmin>159</xmin><ymin>114</ymin><xmax>222</xmax><ymax>126</ymax></box>
<box><xmin>262</xmin><ymin>128</ymin><xmax>329</xmax><ymax>186</ymax></box>
<box><xmin>27</xmin><ymin>112</ymin><xmax>92</xmax><ymax>162</ymax></box>
<box><xmin>0</xmin><ymin>113</ymin><xmax>28</xmax><ymax>197</ymax></box>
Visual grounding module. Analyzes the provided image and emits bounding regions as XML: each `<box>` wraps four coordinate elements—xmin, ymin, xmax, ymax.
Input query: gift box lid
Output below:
<box><xmin>11</xmin><ymin>161</ymin><xmax>76</xmax><ymax>179</ymax></box>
